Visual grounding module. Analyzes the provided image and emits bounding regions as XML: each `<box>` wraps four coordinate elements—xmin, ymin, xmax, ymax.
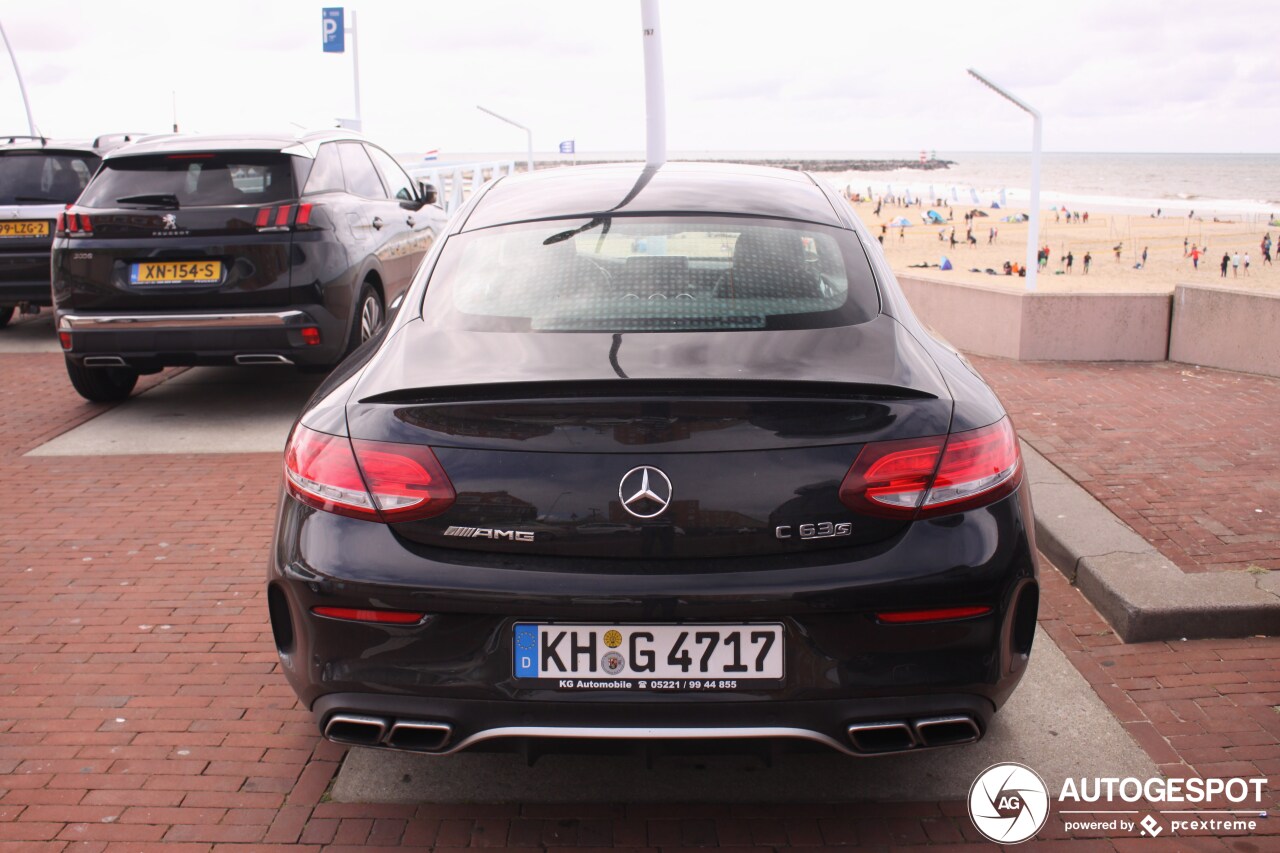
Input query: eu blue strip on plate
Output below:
<box><xmin>513</xmin><ymin>624</ymin><xmax>538</xmax><ymax>677</ymax></box>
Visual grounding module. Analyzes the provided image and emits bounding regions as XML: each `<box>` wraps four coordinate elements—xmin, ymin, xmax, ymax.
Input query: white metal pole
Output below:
<box><xmin>350</xmin><ymin>11</ymin><xmax>362</xmax><ymax>132</ymax></box>
<box><xmin>525</xmin><ymin>128</ymin><xmax>532</xmax><ymax>174</ymax></box>
<box><xmin>640</xmin><ymin>0</ymin><xmax>666</xmax><ymax>168</ymax></box>
<box><xmin>0</xmin><ymin>21</ymin><xmax>37</xmax><ymax>137</ymax></box>
<box><xmin>477</xmin><ymin>105</ymin><xmax>533</xmax><ymax>173</ymax></box>
<box><xmin>1027</xmin><ymin>114</ymin><xmax>1041</xmax><ymax>292</ymax></box>
<box><xmin>968</xmin><ymin>69</ymin><xmax>1041</xmax><ymax>292</ymax></box>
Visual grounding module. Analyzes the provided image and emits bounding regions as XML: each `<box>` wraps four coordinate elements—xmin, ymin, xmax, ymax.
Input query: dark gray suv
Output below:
<box><xmin>52</xmin><ymin>129</ymin><xmax>446</xmax><ymax>401</ymax></box>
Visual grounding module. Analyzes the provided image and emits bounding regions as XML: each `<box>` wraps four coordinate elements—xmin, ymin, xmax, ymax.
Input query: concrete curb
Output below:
<box><xmin>1022</xmin><ymin>441</ymin><xmax>1280</xmax><ymax>643</ymax></box>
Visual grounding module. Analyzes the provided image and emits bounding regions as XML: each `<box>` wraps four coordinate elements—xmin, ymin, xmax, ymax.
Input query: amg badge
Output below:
<box><xmin>444</xmin><ymin>525</ymin><xmax>535</xmax><ymax>542</ymax></box>
<box><xmin>774</xmin><ymin>522</ymin><xmax>852</xmax><ymax>540</ymax></box>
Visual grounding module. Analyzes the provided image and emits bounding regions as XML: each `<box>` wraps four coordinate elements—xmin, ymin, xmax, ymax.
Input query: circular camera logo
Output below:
<box><xmin>968</xmin><ymin>762</ymin><xmax>1050</xmax><ymax>844</ymax></box>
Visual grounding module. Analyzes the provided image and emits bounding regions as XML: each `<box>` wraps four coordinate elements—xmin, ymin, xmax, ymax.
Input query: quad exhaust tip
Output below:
<box><xmin>235</xmin><ymin>354</ymin><xmax>294</xmax><ymax>365</ymax></box>
<box><xmin>847</xmin><ymin>715</ymin><xmax>981</xmax><ymax>754</ymax></box>
<box><xmin>323</xmin><ymin>715</ymin><xmax>453</xmax><ymax>752</ymax></box>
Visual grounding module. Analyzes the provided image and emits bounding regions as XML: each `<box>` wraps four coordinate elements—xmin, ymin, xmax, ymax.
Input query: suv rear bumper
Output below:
<box><xmin>57</xmin><ymin>306</ymin><xmax>347</xmax><ymax>368</ymax></box>
<box><xmin>0</xmin><ymin>251</ymin><xmax>54</xmax><ymax>306</ymax></box>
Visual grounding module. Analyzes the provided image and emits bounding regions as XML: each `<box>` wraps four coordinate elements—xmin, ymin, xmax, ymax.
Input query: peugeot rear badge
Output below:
<box><xmin>618</xmin><ymin>466</ymin><xmax>672</xmax><ymax>519</ymax></box>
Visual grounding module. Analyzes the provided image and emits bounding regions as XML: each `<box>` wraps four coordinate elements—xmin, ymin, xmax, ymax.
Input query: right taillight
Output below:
<box><xmin>283</xmin><ymin>425</ymin><xmax>456</xmax><ymax>523</ymax></box>
<box><xmin>839</xmin><ymin>417</ymin><xmax>1022</xmax><ymax>519</ymax></box>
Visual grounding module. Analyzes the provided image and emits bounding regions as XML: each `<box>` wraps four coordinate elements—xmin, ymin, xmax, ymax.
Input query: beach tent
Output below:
<box><xmin>1000</xmin><ymin>213</ymin><xmax>1028</xmax><ymax>223</ymax></box>
<box><xmin>888</xmin><ymin>216</ymin><xmax>912</xmax><ymax>226</ymax></box>
<box><xmin>925</xmin><ymin>210</ymin><xmax>945</xmax><ymax>224</ymax></box>
<box><xmin>940</xmin><ymin>256</ymin><xmax>953</xmax><ymax>271</ymax></box>
<box><xmin>990</xmin><ymin>202</ymin><xmax>1001</xmax><ymax>209</ymax></box>
<box><xmin>973</xmin><ymin>209</ymin><xmax>989</xmax><ymax>217</ymax></box>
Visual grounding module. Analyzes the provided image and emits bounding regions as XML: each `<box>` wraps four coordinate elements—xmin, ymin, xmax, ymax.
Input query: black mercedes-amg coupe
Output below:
<box><xmin>268</xmin><ymin>162</ymin><xmax>1039</xmax><ymax>759</ymax></box>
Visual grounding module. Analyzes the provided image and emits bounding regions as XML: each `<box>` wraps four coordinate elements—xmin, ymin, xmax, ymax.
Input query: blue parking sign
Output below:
<box><xmin>322</xmin><ymin>8</ymin><xmax>345</xmax><ymax>53</ymax></box>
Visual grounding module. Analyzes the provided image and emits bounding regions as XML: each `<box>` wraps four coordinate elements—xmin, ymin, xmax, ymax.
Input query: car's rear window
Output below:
<box><xmin>422</xmin><ymin>217</ymin><xmax>880</xmax><ymax>332</ymax></box>
<box><xmin>78</xmin><ymin>152</ymin><xmax>295</xmax><ymax>208</ymax></box>
<box><xmin>0</xmin><ymin>151</ymin><xmax>99</xmax><ymax>205</ymax></box>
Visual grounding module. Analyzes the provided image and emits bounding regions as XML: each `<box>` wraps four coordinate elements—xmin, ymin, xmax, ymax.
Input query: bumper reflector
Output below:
<box><xmin>875</xmin><ymin>606</ymin><xmax>992</xmax><ymax>624</ymax></box>
<box><xmin>312</xmin><ymin>606</ymin><xmax>425</xmax><ymax>625</ymax></box>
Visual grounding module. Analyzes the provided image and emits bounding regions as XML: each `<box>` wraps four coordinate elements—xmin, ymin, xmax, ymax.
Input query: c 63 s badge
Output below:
<box><xmin>775</xmin><ymin>522</ymin><xmax>852</xmax><ymax>540</ymax></box>
<box><xmin>444</xmin><ymin>526</ymin><xmax>535</xmax><ymax>542</ymax></box>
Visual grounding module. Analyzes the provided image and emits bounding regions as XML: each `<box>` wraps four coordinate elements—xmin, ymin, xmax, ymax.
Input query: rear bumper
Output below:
<box><xmin>269</xmin><ymin>486</ymin><xmax>1040</xmax><ymax>756</ymax></box>
<box><xmin>0</xmin><ymin>250</ymin><xmax>53</xmax><ymax>305</ymax></box>
<box><xmin>56</xmin><ymin>306</ymin><xmax>346</xmax><ymax>368</ymax></box>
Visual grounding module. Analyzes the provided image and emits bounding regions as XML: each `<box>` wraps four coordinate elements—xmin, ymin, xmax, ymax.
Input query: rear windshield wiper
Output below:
<box><xmin>115</xmin><ymin>193</ymin><xmax>180</xmax><ymax>208</ymax></box>
<box><xmin>13</xmin><ymin>195</ymin><xmax>62</xmax><ymax>203</ymax></box>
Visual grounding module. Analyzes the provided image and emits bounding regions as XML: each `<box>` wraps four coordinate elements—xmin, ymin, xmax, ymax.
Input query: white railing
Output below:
<box><xmin>404</xmin><ymin>160</ymin><xmax>519</xmax><ymax>214</ymax></box>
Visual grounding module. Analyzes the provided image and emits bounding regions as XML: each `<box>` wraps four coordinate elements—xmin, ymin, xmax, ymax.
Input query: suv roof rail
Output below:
<box><xmin>92</xmin><ymin>132</ymin><xmax>153</xmax><ymax>149</ymax></box>
<box><xmin>0</xmin><ymin>134</ymin><xmax>48</xmax><ymax>146</ymax></box>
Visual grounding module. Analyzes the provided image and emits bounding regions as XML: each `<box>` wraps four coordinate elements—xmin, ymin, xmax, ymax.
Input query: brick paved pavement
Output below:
<box><xmin>973</xmin><ymin>357</ymin><xmax>1280</xmax><ymax>574</ymax></box>
<box><xmin>0</xmin><ymin>345</ymin><xmax>1276</xmax><ymax>850</ymax></box>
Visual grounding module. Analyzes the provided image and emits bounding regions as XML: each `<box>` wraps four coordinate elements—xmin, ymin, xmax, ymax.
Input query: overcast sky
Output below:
<box><xmin>0</xmin><ymin>0</ymin><xmax>1275</xmax><ymax>158</ymax></box>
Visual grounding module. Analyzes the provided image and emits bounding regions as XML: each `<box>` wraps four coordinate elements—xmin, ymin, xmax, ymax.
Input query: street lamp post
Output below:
<box><xmin>0</xmin><ymin>22</ymin><xmax>37</xmax><ymax>137</ymax></box>
<box><xmin>968</xmin><ymin>69</ymin><xmax>1041</xmax><ymax>292</ymax></box>
<box><xmin>477</xmin><ymin>105</ymin><xmax>533</xmax><ymax>174</ymax></box>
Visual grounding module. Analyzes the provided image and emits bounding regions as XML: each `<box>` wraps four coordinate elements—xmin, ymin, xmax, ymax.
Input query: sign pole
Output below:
<box><xmin>349</xmin><ymin>11</ymin><xmax>361</xmax><ymax>132</ymax></box>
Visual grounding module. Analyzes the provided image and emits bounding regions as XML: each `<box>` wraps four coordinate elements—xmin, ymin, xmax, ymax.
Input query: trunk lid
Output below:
<box><xmin>54</xmin><ymin>150</ymin><xmax>303</xmax><ymax>311</ymax></box>
<box><xmin>346</xmin><ymin>315</ymin><xmax>954</xmax><ymax>559</ymax></box>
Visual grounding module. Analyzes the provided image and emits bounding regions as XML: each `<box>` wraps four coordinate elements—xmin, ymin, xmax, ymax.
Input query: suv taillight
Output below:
<box><xmin>255</xmin><ymin>203</ymin><xmax>315</xmax><ymax>232</ymax></box>
<box><xmin>284</xmin><ymin>425</ymin><xmax>456</xmax><ymax>522</ymax></box>
<box><xmin>838</xmin><ymin>417</ymin><xmax>1022</xmax><ymax>519</ymax></box>
<box><xmin>57</xmin><ymin>210</ymin><xmax>92</xmax><ymax>236</ymax></box>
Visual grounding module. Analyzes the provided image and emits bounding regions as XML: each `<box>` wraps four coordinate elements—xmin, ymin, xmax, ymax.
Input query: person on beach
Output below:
<box><xmin>1232</xmin><ymin>252</ymin><xmax>1240</xmax><ymax>277</ymax></box>
<box><xmin>950</xmin><ymin>230</ymin><xmax>958</xmax><ymax>249</ymax></box>
<box><xmin>1244</xmin><ymin>252</ymin><xmax>1250</xmax><ymax>276</ymax></box>
<box><xmin>1083</xmin><ymin>252</ymin><xmax>1092</xmax><ymax>274</ymax></box>
<box><xmin>1083</xmin><ymin>212</ymin><xmax>1089</xmax><ymax>224</ymax></box>
<box><xmin>1190</xmin><ymin>247</ymin><xmax>1201</xmax><ymax>269</ymax></box>
<box><xmin>988</xmin><ymin>226</ymin><xmax>996</xmax><ymax>244</ymax></box>
<box><xmin>1183</xmin><ymin>237</ymin><xmax>1189</xmax><ymax>257</ymax></box>
<box><xmin>1066</xmin><ymin>251</ymin><xmax>1074</xmax><ymax>273</ymax></box>
<box><xmin>1141</xmin><ymin>247</ymin><xmax>1148</xmax><ymax>268</ymax></box>
<box><xmin>1261</xmin><ymin>234</ymin><xmax>1272</xmax><ymax>265</ymax></box>
<box><xmin>899</xmin><ymin>226</ymin><xmax>905</xmax><ymax>242</ymax></box>
<box><xmin>1221</xmin><ymin>252</ymin><xmax>1230</xmax><ymax>277</ymax></box>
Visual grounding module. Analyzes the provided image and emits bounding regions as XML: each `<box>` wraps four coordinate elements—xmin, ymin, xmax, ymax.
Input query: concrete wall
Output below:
<box><xmin>1169</xmin><ymin>285</ymin><xmax>1280</xmax><ymax>379</ymax></box>
<box><xmin>896</xmin><ymin>275</ymin><xmax>1171</xmax><ymax>362</ymax></box>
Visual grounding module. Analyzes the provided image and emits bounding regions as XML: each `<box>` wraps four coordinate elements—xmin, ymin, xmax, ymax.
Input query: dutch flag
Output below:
<box><xmin>423</xmin><ymin>149</ymin><xmax>439</xmax><ymax>161</ymax></box>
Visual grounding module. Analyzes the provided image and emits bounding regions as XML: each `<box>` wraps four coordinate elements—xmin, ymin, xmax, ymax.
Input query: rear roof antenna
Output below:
<box><xmin>640</xmin><ymin>0</ymin><xmax>666</xmax><ymax>169</ymax></box>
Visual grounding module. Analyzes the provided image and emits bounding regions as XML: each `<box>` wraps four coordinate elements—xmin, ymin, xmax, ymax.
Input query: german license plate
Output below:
<box><xmin>0</xmin><ymin>220</ymin><xmax>49</xmax><ymax>237</ymax></box>
<box><xmin>513</xmin><ymin>623</ymin><xmax>784</xmax><ymax>690</ymax></box>
<box><xmin>129</xmin><ymin>260</ymin><xmax>223</xmax><ymax>285</ymax></box>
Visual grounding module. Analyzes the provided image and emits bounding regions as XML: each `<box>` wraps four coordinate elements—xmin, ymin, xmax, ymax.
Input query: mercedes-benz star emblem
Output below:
<box><xmin>618</xmin><ymin>466</ymin><xmax>673</xmax><ymax>519</ymax></box>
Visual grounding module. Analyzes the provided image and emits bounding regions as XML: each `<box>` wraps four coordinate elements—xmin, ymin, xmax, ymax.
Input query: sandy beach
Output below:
<box><xmin>850</xmin><ymin>200</ymin><xmax>1280</xmax><ymax>294</ymax></box>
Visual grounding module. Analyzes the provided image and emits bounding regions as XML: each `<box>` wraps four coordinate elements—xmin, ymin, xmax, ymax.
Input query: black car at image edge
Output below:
<box><xmin>51</xmin><ymin>129</ymin><xmax>445</xmax><ymax>401</ymax></box>
<box><xmin>268</xmin><ymin>161</ymin><xmax>1039</xmax><ymax>759</ymax></box>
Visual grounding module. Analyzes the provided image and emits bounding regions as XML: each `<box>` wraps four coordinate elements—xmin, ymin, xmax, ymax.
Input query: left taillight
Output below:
<box><xmin>839</xmin><ymin>417</ymin><xmax>1022</xmax><ymax>519</ymax></box>
<box><xmin>283</xmin><ymin>425</ymin><xmax>456</xmax><ymax>522</ymax></box>
<box><xmin>57</xmin><ymin>210</ymin><xmax>92</xmax><ymax>237</ymax></box>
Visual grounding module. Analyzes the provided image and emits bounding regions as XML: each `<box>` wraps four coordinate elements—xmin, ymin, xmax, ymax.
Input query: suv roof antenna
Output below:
<box><xmin>640</xmin><ymin>0</ymin><xmax>666</xmax><ymax>169</ymax></box>
<box><xmin>0</xmin><ymin>21</ymin><xmax>38</xmax><ymax>138</ymax></box>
